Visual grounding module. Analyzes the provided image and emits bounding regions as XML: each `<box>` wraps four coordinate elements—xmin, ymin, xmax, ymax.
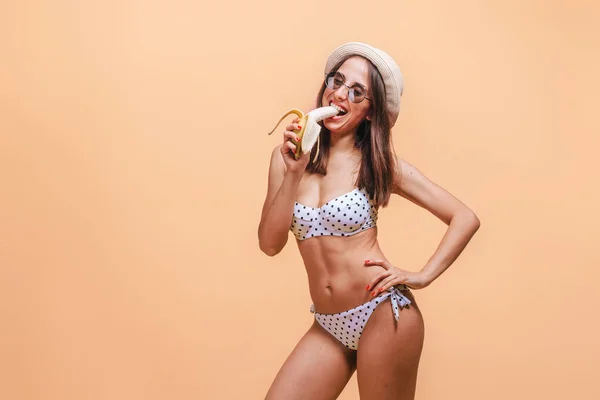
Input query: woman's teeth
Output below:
<box><xmin>330</xmin><ymin>103</ymin><xmax>347</xmax><ymax>115</ymax></box>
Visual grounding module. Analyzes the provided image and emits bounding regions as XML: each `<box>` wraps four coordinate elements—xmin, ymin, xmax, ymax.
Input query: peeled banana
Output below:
<box><xmin>267</xmin><ymin>106</ymin><xmax>339</xmax><ymax>161</ymax></box>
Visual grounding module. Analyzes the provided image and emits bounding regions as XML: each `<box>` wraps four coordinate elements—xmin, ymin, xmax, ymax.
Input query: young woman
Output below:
<box><xmin>258</xmin><ymin>42</ymin><xmax>480</xmax><ymax>400</ymax></box>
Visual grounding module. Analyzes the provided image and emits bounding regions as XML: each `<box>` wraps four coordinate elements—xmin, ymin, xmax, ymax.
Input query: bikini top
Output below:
<box><xmin>291</xmin><ymin>187</ymin><xmax>378</xmax><ymax>241</ymax></box>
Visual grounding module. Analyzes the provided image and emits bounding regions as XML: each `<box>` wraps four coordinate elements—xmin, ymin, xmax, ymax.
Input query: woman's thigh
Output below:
<box><xmin>356</xmin><ymin>292</ymin><xmax>425</xmax><ymax>400</ymax></box>
<box><xmin>265</xmin><ymin>320</ymin><xmax>357</xmax><ymax>400</ymax></box>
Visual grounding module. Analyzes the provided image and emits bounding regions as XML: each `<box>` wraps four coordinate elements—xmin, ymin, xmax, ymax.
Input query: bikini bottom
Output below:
<box><xmin>309</xmin><ymin>284</ymin><xmax>412</xmax><ymax>350</ymax></box>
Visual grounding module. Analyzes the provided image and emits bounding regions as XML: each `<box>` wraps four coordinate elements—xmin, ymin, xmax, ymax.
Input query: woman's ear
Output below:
<box><xmin>366</xmin><ymin>105</ymin><xmax>373</xmax><ymax>121</ymax></box>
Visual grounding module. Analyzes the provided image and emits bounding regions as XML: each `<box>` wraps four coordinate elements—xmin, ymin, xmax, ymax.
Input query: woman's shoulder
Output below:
<box><xmin>392</xmin><ymin>155</ymin><xmax>405</xmax><ymax>184</ymax></box>
<box><xmin>269</xmin><ymin>143</ymin><xmax>283</xmax><ymax>162</ymax></box>
<box><xmin>391</xmin><ymin>155</ymin><xmax>419</xmax><ymax>195</ymax></box>
<box><xmin>268</xmin><ymin>144</ymin><xmax>286</xmax><ymax>174</ymax></box>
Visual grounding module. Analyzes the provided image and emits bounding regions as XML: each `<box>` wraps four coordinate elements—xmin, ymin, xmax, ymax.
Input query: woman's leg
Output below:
<box><xmin>265</xmin><ymin>320</ymin><xmax>357</xmax><ymax>400</ymax></box>
<box><xmin>356</xmin><ymin>291</ymin><xmax>425</xmax><ymax>400</ymax></box>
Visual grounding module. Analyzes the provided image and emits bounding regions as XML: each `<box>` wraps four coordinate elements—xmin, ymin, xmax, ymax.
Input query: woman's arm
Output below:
<box><xmin>257</xmin><ymin>145</ymin><xmax>303</xmax><ymax>256</ymax></box>
<box><xmin>393</xmin><ymin>158</ymin><xmax>481</xmax><ymax>285</ymax></box>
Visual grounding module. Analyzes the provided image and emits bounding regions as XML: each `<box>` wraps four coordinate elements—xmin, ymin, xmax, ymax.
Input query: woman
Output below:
<box><xmin>258</xmin><ymin>42</ymin><xmax>480</xmax><ymax>400</ymax></box>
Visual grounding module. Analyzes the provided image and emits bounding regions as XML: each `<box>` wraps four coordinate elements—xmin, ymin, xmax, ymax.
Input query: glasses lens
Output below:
<box><xmin>350</xmin><ymin>86</ymin><xmax>365</xmax><ymax>103</ymax></box>
<box><xmin>325</xmin><ymin>72</ymin><xmax>344</xmax><ymax>89</ymax></box>
<box><xmin>325</xmin><ymin>74</ymin><xmax>334</xmax><ymax>89</ymax></box>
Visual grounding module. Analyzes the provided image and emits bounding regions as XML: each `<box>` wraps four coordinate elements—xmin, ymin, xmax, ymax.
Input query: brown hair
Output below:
<box><xmin>306</xmin><ymin>56</ymin><xmax>398</xmax><ymax>208</ymax></box>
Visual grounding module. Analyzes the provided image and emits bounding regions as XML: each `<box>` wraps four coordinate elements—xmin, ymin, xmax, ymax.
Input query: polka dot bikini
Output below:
<box><xmin>310</xmin><ymin>285</ymin><xmax>412</xmax><ymax>350</ymax></box>
<box><xmin>290</xmin><ymin>187</ymin><xmax>378</xmax><ymax>240</ymax></box>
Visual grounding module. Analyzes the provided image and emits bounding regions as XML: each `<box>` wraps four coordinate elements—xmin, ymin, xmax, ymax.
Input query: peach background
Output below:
<box><xmin>2</xmin><ymin>1</ymin><xmax>599</xmax><ymax>399</ymax></box>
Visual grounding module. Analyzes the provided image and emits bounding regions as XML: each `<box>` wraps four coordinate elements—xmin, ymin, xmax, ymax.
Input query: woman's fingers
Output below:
<box><xmin>375</xmin><ymin>275</ymin><xmax>403</xmax><ymax>294</ymax></box>
<box><xmin>283</xmin><ymin>130</ymin><xmax>300</xmax><ymax>143</ymax></box>
<box><xmin>281</xmin><ymin>129</ymin><xmax>300</xmax><ymax>159</ymax></box>
<box><xmin>282</xmin><ymin>118</ymin><xmax>302</xmax><ymax>160</ymax></box>
<box><xmin>285</xmin><ymin>116</ymin><xmax>301</xmax><ymax>132</ymax></box>
<box><xmin>283</xmin><ymin>140</ymin><xmax>297</xmax><ymax>154</ymax></box>
<box><xmin>366</xmin><ymin>271</ymin><xmax>391</xmax><ymax>294</ymax></box>
<box><xmin>285</xmin><ymin>123</ymin><xmax>302</xmax><ymax>132</ymax></box>
<box><xmin>364</xmin><ymin>259</ymin><xmax>410</xmax><ymax>295</ymax></box>
<box><xmin>364</xmin><ymin>259</ymin><xmax>390</xmax><ymax>270</ymax></box>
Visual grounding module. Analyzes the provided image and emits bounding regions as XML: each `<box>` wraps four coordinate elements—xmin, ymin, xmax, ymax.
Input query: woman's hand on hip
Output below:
<box><xmin>364</xmin><ymin>259</ymin><xmax>431</xmax><ymax>293</ymax></box>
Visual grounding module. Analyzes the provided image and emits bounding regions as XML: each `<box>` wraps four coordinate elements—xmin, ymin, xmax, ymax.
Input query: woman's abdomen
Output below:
<box><xmin>299</xmin><ymin>230</ymin><xmax>390</xmax><ymax>313</ymax></box>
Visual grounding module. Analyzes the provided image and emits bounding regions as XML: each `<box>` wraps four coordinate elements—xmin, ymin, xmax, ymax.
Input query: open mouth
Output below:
<box><xmin>329</xmin><ymin>102</ymin><xmax>347</xmax><ymax>116</ymax></box>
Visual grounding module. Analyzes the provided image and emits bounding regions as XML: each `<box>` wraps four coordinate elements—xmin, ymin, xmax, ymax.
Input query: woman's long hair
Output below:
<box><xmin>306</xmin><ymin>56</ymin><xmax>398</xmax><ymax>208</ymax></box>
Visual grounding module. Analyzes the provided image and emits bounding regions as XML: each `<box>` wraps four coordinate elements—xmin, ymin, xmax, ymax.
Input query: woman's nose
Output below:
<box><xmin>334</xmin><ymin>85</ymin><xmax>348</xmax><ymax>101</ymax></box>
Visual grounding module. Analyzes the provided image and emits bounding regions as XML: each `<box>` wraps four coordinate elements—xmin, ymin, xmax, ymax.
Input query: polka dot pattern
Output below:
<box><xmin>291</xmin><ymin>188</ymin><xmax>378</xmax><ymax>241</ymax></box>
<box><xmin>309</xmin><ymin>285</ymin><xmax>411</xmax><ymax>350</ymax></box>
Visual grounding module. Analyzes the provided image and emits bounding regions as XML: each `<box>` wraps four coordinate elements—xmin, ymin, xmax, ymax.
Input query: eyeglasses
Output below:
<box><xmin>324</xmin><ymin>71</ymin><xmax>371</xmax><ymax>103</ymax></box>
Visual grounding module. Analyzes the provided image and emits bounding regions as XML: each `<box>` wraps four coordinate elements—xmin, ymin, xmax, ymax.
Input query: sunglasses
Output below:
<box><xmin>324</xmin><ymin>71</ymin><xmax>371</xmax><ymax>103</ymax></box>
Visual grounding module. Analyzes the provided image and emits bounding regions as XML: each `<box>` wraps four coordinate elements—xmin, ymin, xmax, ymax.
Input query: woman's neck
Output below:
<box><xmin>329</xmin><ymin>130</ymin><xmax>357</xmax><ymax>155</ymax></box>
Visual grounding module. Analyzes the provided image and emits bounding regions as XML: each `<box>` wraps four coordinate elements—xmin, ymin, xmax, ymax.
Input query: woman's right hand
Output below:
<box><xmin>280</xmin><ymin>118</ymin><xmax>311</xmax><ymax>175</ymax></box>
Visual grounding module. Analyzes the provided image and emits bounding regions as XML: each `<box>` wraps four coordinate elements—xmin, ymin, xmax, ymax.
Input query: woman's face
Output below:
<box><xmin>321</xmin><ymin>56</ymin><xmax>372</xmax><ymax>135</ymax></box>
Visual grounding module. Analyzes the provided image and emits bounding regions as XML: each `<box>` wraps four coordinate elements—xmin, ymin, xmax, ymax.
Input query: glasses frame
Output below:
<box><xmin>324</xmin><ymin>71</ymin><xmax>372</xmax><ymax>103</ymax></box>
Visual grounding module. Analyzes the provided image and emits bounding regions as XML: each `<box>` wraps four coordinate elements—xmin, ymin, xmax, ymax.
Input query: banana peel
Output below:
<box><xmin>267</xmin><ymin>106</ymin><xmax>339</xmax><ymax>161</ymax></box>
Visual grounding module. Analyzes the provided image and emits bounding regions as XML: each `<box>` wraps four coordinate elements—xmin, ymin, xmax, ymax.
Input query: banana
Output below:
<box><xmin>267</xmin><ymin>106</ymin><xmax>339</xmax><ymax>161</ymax></box>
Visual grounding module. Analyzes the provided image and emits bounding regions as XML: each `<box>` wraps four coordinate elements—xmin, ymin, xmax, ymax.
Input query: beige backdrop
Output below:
<box><xmin>2</xmin><ymin>0</ymin><xmax>599</xmax><ymax>399</ymax></box>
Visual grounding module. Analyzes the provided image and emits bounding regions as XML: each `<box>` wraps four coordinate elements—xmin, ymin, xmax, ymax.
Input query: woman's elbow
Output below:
<box><xmin>451</xmin><ymin>208</ymin><xmax>480</xmax><ymax>233</ymax></box>
<box><xmin>259</xmin><ymin>241</ymin><xmax>281</xmax><ymax>257</ymax></box>
<box><xmin>466</xmin><ymin>210</ymin><xmax>481</xmax><ymax>233</ymax></box>
<box><xmin>258</xmin><ymin>231</ymin><xmax>286</xmax><ymax>257</ymax></box>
